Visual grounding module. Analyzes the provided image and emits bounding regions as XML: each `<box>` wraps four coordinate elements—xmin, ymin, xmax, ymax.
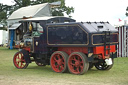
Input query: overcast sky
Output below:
<box><xmin>0</xmin><ymin>0</ymin><xmax>128</xmax><ymax>25</ymax></box>
<box><xmin>65</xmin><ymin>0</ymin><xmax>128</xmax><ymax>25</ymax></box>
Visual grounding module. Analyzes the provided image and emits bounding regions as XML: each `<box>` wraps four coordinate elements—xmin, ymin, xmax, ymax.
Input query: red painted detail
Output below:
<box><xmin>68</xmin><ymin>53</ymin><xmax>84</xmax><ymax>74</ymax></box>
<box><xmin>13</xmin><ymin>52</ymin><xmax>27</xmax><ymax>69</ymax></box>
<box><xmin>23</xmin><ymin>47</ymin><xmax>30</xmax><ymax>52</ymax></box>
<box><xmin>51</xmin><ymin>53</ymin><xmax>65</xmax><ymax>72</ymax></box>
<box><xmin>98</xmin><ymin>54</ymin><xmax>103</xmax><ymax>59</ymax></box>
<box><xmin>93</xmin><ymin>45</ymin><xmax>116</xmax><ymax>59</ymax></box>
<box><xmin>58</xmin><ymin>47</ymin><xmax>88</xmax><ymax>55</ymax></box>
<box><xmin>40</xmin><ymin>31</ymin><xmax>43</xmax><ymax>33</ymax></box>
<box><xmin>14</xmin><ymin>45</ymin><xmax>20</xmax><ymax>49</ymax></box>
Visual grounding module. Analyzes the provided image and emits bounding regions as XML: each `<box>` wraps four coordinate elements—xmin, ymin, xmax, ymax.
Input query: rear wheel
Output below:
<box><xmin>68</xmin><ymin>52</ymin><xmax>89</xmax><ymax>75</ymax></box>
<box><xmin>50</xmin><ymin>51</ymin><xmax>68</xmax><ymax>73</ymax></box>
<box><xmin>13</xmin><ymin>51</ymin><xmax>29</xmax><ymax>69</ymax></box>
<box><xmin>94</xmin><ymin>58</ymin><xmax>113</xmax><ymax>70</ymax></box>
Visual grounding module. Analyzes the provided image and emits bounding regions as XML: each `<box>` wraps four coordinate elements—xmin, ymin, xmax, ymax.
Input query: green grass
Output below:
<box><xmin>0</xmin><ymin>47</ymin><xmax>128</xmax><ymax>85</ymax></box>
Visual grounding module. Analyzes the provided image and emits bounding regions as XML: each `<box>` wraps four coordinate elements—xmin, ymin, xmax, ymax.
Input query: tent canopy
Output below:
<box><xmin>8</xmin><ymin>3</ymin><xmax>51</xmax><ymax>20</ymax></box>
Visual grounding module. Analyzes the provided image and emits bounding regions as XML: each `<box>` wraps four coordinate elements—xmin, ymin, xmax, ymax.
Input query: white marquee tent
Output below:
<box><xmin>7</xmin><ymin>1</ymin><xmax>61</xmax><ymax>27</ymax></box>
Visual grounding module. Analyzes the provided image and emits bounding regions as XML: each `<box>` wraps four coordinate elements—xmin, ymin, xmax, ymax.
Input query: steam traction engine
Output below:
<box><xmin>13</xmin><ymin>17</ymin><xmax>118</xmax><ymax>74</ymax></box>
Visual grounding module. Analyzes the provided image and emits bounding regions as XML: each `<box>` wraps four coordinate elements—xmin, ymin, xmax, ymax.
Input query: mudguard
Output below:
<box><xmin>21</xmin><ymin>49</ymin><xmax>31</xmax><ymax>63</ymax></box>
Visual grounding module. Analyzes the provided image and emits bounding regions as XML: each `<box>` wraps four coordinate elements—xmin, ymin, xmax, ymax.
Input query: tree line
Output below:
<box><xmin>126</xmin><ymin>7</ymin><xmax>128</xmax><ymax>16</ymax></box>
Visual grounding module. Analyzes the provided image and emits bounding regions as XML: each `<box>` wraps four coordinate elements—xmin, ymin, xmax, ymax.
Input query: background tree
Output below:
<box><xmin>126</xmin><ymin>7</ymin><xmax>128</xmax><ymax>16</ymax></box>
<box><xmin>51</xmin><ymin>0</ymin><xmax>74</xmax><ymax>17</ymax></box>
<box><xmin>0</xmin><ymin>3</ymin><xmax>12</xmax><ymax>30</ymax></box>
<box><xmin>14</xmin><ymin>0</ymin><xmax>31</xmax><ymax>8</ymax></box>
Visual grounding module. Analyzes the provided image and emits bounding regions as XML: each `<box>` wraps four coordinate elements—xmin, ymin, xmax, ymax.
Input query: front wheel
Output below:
<box><xmin>94</xmin><ymin>58</ymin><xmax>113</xmax><ymax>70</ymax></box>
<box><xmin>13</xmin><ymin>51</ymin><xmax>29</xmax><ymax>69</ymax></box>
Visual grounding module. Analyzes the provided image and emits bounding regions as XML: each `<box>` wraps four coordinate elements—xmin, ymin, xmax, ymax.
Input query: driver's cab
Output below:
<box><xmin>21</xmin><ymin>21</ymin><xmax>43</xmax><ymax>49</ymax></box>
<box><xmin>24</xmin><ymin>21</ymin><xmax>43</xmax><ymax>37</ymax></box>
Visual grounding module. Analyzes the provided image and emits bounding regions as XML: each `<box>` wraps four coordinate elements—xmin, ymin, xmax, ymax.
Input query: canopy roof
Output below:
<box><xmin>21</xmin><ymin>16</ymin><xmax>54</xmax><ymax>21</ymax></box>
<box><xmin>20</xmin><ymin>16</ymin><xmax>76</xmax><ymax>23</ymax></box>
<box><xmin>8</xmin><ymin>3</ymin><xmax>51</xmax><ymax>20</ymax></box>
<box><xmin>8</xmin><ymin>23</ymin><xmax>21</xmax><ymax>30</ymax></box>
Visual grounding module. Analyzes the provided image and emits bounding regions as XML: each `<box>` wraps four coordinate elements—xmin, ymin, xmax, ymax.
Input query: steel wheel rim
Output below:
<box><xmin>13</xmin><ymin>52</ymin><xmax>27</xmax><ymax>69</ymax></box>
<box><xmin>51</xmin><ymin>53</ymin><xmax>65</xmax><ymax>72</ymax></box>
<box><xmin>68</xmin><ymin>54</ymin><xmax>84</xmax><ymax>74</ymax></box>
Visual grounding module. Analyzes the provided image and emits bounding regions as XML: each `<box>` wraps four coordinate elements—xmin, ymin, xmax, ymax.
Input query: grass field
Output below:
<box><xmin>0</xmin><ymin>47</ymin><xmax>128</xmax><ymax>85</ymax></box>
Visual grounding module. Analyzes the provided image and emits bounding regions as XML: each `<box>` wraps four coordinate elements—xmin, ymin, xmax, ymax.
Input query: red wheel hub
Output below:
<box><xmin>13</xmin><ymin>52</ymin><xmax>27</xmax><ymax>69</ymax></box>
<box><xmin>68</xmin><ymin>54</ymin><xmax>84</xmax><ymax>74</ymax></box>
<box><xmin>51</xmin><ymin>53</ymin><xmax>65</xmax><ymax>72</ymax></box>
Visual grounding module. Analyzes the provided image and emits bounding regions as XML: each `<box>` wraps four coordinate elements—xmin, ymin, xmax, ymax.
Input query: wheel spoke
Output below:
<box><xmin>17</xmin><ymin>55</ymin><xmax>20</xmax><ymax>59</ymax></box>
<box><xmin>21</xmin><ymin>63</ymin><xmax>25</xmax><ymax>67</ymax></box>
<box><xmin>19</xmin><ymin>62</ymin><xmax>22</xmax><ymax>67</ymax></box>
<box><xmin>60</xmin><ymin>65</ymin><xmax>64</xmax><ymax>70</ymax></box>
<box><xmin>70</xmin><ymin>62</ymin><xmax>75</xmax><ymax>66</ymax></box>
<box><xmin>57</xmin><ymin>54</ymin><xmax>61</xmax><ymax>59</ymax></box>
<box><xmin>17</xmin><ymin>61</ymin><xmax>20</xmax><ymax>65</ymax></box>
<box><xmin>56</xmin><ymin>65</ymin><xmax>59</xmax><ymax>68</ymax></box>
<box><xmin>77</xmin><ymin>56</ymin><xmax>80</xmax><ymax>61</ymax></box>
<box><xmin>70</xmin><ymin>62</ymin><xmax>73</xmax><ymax>65</ymax></box>
<box><xmin>53</xmin><ymin>57</ymin><xmax>57</xmax><ymax>62</ymax></box>
<box><xmin>73</xmin><ymin>56</ymin><xmax>78</xmax><ymax>61</ymax></box>
<box><xmin>20</xmin><ymin>63</ymin><xmax>22</xmax><ymax>68</ymax></box>
<box><xmin>21</xmin><ymin>59</ymin><xmax>25</xmax><ymax>62</ymax></box>
<box><xmin>76</xmin><ymin>67</ymin><xmax>80</xmax><ymax>73</ymax></box>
